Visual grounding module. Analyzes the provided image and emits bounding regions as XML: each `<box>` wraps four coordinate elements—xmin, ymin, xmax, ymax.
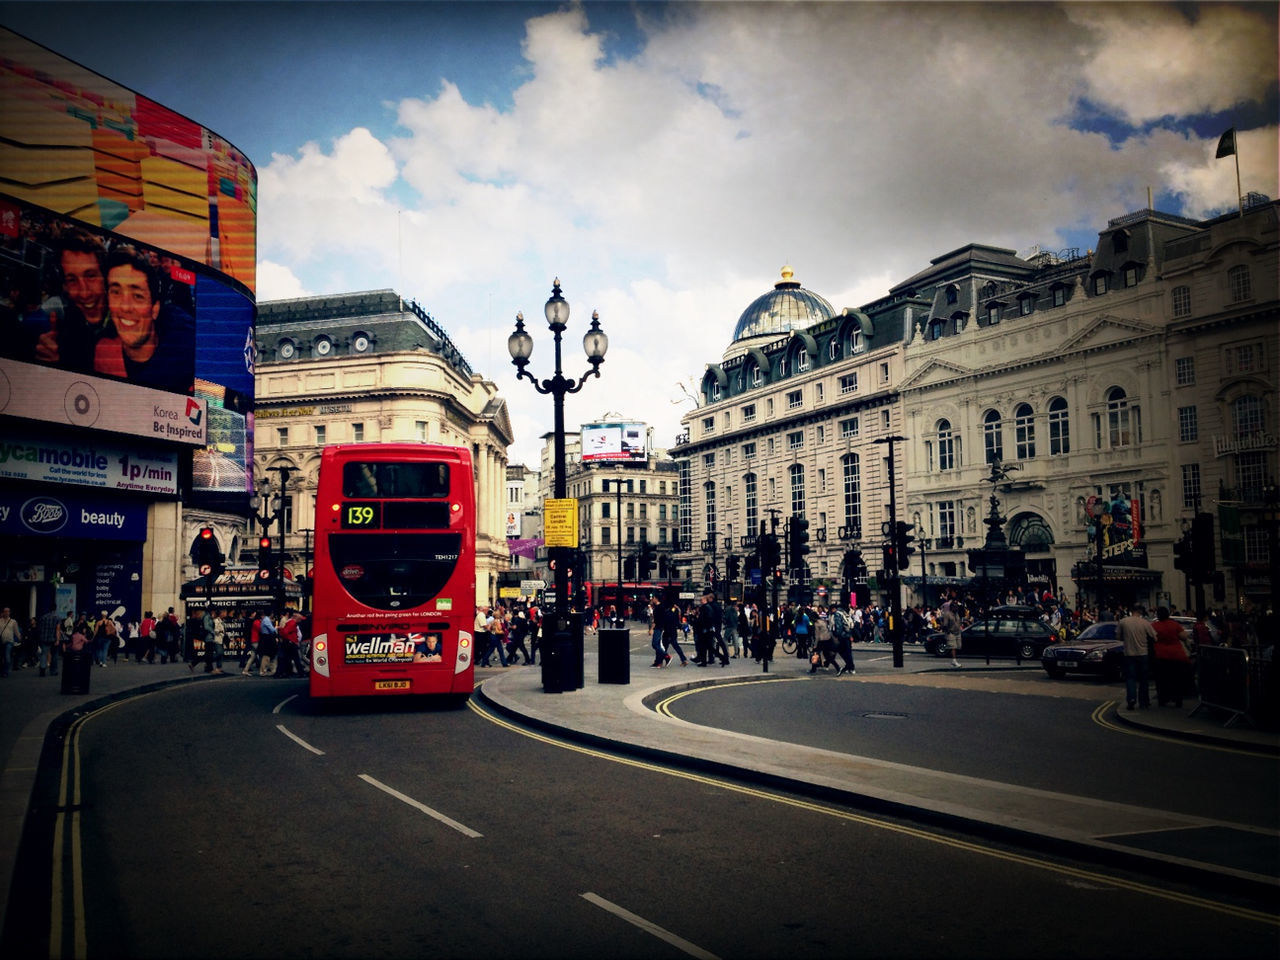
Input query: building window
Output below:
<box><xmin>744</xmin><ymin>473</ymin><xmax>757</xmax><ymax>534</ymax></box>
<box><xmin>1178</xmin><ymin>406</ymin><xmax>1198</xmax><ymax>442</ymax></box>
<box><xmin>1019</xmin><ymin>295</ymin><xmax>1034</xmax><ymax>316</ymax></box>
<box><xmin>829</xmin><ymin>338</ymin><xmax>841</xmax><ymax>361</ymax></box>
<box><xmin>660</xmin><ymin>481</ymin><xmax>667</xmax><ymax>495</ymax></box>
<box><xmin>659</xmin><ymin>528</ymin><xmax>668</xmax><ymax>544</ymax></box>
<box><xmin>1237</xmin><ymin>451</ymin><xmax>1266</xmax><ymax>502</ymax></box>
<box><xmin>1107</xmin><ymin>387</ymin><xmax>1133</xmax><ymax>447</ymax></box>
<box><xmin>767</xmin><ymin>438</ymin><xmax>775</xmax><ymax>454</ymax></box>
<box><xmin>659</xmin><ymin>504</ymin><xmax>667</xmax><ymax>522</ymax></box>
<box><xmin>1228</xmin><ymin>264</ymin><xmax>1251</xmax><ymax>302</ymax></box>
<box><xmin>1181</xmin><ymin>464</ymin><xmax>1201</xmax><ymax>510</ymax></box>
<box><xmin>841</xmin><ymin>454</ymin><xmax>861</xmax><ymax>534</ymax></box>
<box><xmin>880</xmin><ymin>410</ymin><xmax>890</xmax><ymax>429</ymax></box>
<box><xmin>817</xmin><ymin>424</ymin><xmax>825</xmax><ymax>443</ymax></box>
<box><xmin>640</xmin><ymin>479</ymin><xmax>647</xmax><ymax>494</ymax></box>
<box><xmin>778</xmin><ymin>357</ymin><xmax>788</xmax><ymax>378</ymax></box>
<box><xmin>1048</xmin><ymin>396</ymin><xmax>1070</xmax><ymax>455</ymax></box>
<box><xmin>710</xmin><ymin>381</ymin><xmax>721</xmax><ymax>401</ymax></box>
<box><xmin>627</xmin><ymin>526</ymin><xmax>635</xmax><ymax>544</ymax></box>
<box><xmin>787</xmin><ymin>431</ymin><xmax>804</xmax><ymax>451</ymax></box>
<box><xmin>704</xmin><ymin>482</ymin><xmax>717</xmax><ymax>540</ymax></box>
<box><xmin>840</xmin><ymin>417</ymin><xmax>860</xmax><ymax>439</ymax></box>
<box><xmin>1233</xmin><ymin>395</ymin><xmax>1264</xmax><ymax>438</ymax></box>
<box><xmin>352</xmin><ymin>422</ymin><xmax>364</xmax><ymax>442</ymax></box>
<box><xmin>1172</xmin><ymin>286</ymin><xmax>1191</xmax><ymax>317</ymax></box>
<box><xmin>1052</xmin><ymin>286</ymin><xmax>1066</xmax><ymax>307</ymax></box>
<box><xmin>929</xmin><ymin>319</ymin><xmax>945</xmax><ymax>340</ymax></box>
<box><xmin>787</xmin><ymin>390</ymin><xmax>803</xmax><ymax>409</ymax></box>
<box><xmin>750</xmin><ymin>365</ymin><xmax>762</xmax><ymax>387</ymax></box>
<box><xmin>789</xmin><ymin>464</ymin><xmax>805</xmax><ymax>516</ymax></box>
<box><xmin>415</xmin><ymin>421</ymin><xmax>427</xmax><ymax>441</ymax></box>
<box><xmin>796</xmin><ymin>351</ymin><xmax>810</xmax><ymax>372</ymax></box>
<box><xmin>1244</xmin><ymin>525</ymin><xmax>1270</xmax><ymax>565</ymax></box>
<box><xmin>849</xmin><ymin>330</ymin><xmax>865</xmax><ymax>354</ymax></box>
<box><xmin>937</xmin><ymin>419</ymin><xmax>955</xmax><ymax>471</ymax></box>
<box><xmin>702</xmin><ymin>416</ymin><xmax>715</xmax><ymax>434</ymax></box>
<box><xmin>601</xmin><ymin>526</ymin><xmax>611</xmax><ymax>545</ymax></box>
<box><xmin>1175</xmin><ymin>356</ymin><xmax>1195</xmax><ymax>385</ymax></box>
<box><xmin>1092</xmin><ymin>273</ymin><xmax>1108</xmax><ymax>295</ymax></box>
<box><xmin>723</xmin><ymin>412</ymin><xmax>731</xmax><ymax>430</ymax></box>
<box><xmin>1014</xmin><ymin>403</ymin><xmax>1035</xmax><ymax>459</ymax></box>
<box><xmin>983</xmin><ymin>409</ymin><xmax>1004</xmax><ymax>464</ymax></box>
<box><xmin>278</xmin><ymin>426</ymin><xmax>289</xmax><ymax>446</ymax></box>
<box><xmin>840</xmin><ymin>373</ymin><xmax>858</xmax><ymax>394</ymax></box>
<box><xmin>938</xmin><ymin>500</ymin><xmax>956</xmax><ymax>542</ymax></box>
<box><xmin>767</xmin><ymin>399</ymin><xmax>774</xmax><ymax>417</ymax></box>
<box><xmin>945</xmin><ymin>285</ymin><xmax>958</xmax><ymax>305</ymax></box>
<box><xmin>742</xmin><ymin>403</ymin><xmax>756</xmax><ymax>423</ymax></box>
<box><xmin>1230</xmin><ymin>343</ymin><xmax>1260</xmax><ymax>374</ymax></box>
<box><xmin>626</xmin><ymin>502</ymin><xmax>635</xmax><ymax>520</ymax></box>
<box><xmin>816</xmin><ymin>383</ymin><xmax>824</xmax><ymax>403</ymax></box>
<box><xmin>987</xmin><ymin>304</ymin><xmax>1001</xmax><ymax>325</ymax></box>
<box><xmin>1122</xmin><ymin>265</ymin><xmax>1139</xmax><ymax>287</ymax></box>
<box><xmin>601</xmin><ymin>501</ymin><xmax>611</xmax><ymax>519</ymax></box>
<box><xmin>879</xmin><ymin>362</ymin><xmax>890</xmax><ymax>385</ymax></box>
<box><xmin>743</xmin><ymin>442</ymin><xmax>756</xmax><ymax>460</ymax></box>
<box><xmin>704</xmin><ymin>453</ymin><xmax>716</xmax><ymax>469</ymax></box>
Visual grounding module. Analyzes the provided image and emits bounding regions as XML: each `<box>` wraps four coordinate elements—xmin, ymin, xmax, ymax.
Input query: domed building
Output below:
<box><xmin>725</xmin><ymin>265</ymin><xmax>836</xmax><ymax>361</ymax></box>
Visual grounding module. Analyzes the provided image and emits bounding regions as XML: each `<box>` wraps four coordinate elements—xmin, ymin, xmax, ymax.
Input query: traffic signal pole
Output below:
<box><xmin>874</xmin><ymin>435</ymin><xmax>906</xmax><ymax>668</ymax></box>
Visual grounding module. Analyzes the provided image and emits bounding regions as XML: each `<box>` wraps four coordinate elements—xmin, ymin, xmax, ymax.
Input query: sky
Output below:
<box><xmin>2</xmin><ymin>1</ymin><xmax>1277</xmax><ymax>467</ymax></box>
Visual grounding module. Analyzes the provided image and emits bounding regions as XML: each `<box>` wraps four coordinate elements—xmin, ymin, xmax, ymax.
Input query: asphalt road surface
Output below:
<box><xmin>8</xmin><ymin>677</ymin><xmax>1278</xmax><ymax>959</ymax></box>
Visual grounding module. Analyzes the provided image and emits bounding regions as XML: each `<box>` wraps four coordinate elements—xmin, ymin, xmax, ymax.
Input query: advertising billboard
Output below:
<box><xmin>0</xmin><ymin>28</ymin><xmax>256</xmax><ymax>508</ymax></box>
<box><xmin>581</xmin><ymin>421</ymin><xmax>647</xmax><ymax>462</ymax></box>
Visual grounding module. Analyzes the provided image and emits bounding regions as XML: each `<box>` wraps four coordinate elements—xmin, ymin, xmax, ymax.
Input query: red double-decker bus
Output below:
<box><xmin>309</xmin><ymin>444</ymin><xmax>475</xmax><ymax>699</ymax></box>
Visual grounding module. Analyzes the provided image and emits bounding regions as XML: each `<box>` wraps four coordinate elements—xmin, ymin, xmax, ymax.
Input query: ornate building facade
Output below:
<box><xmin>679</xmin><ymin>200</ymin><xmax>1277</xmax><ymax>613</ymax></box>
<box><xmin>252</xmin><ymin>290</ymin><xmax>513</xmax><ymax>606</ymax></box>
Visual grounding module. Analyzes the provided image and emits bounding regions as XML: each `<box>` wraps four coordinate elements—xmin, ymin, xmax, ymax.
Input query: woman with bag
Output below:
<box><xmin>1152</xmin><ymin>606</ymin><xmax>1192</xmax><ymax>708</ymax></box>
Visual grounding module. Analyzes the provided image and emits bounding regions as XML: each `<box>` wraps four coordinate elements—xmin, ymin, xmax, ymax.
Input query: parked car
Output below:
<box><xmin>923</xmin><ymin>615</ymin><xmax>1057</xmax><ymax>660</ymax></box>
<box><xmin>1040</xmin><ymin>622</ymin><xmax>1122</xmax><ymax>680</ymax></box>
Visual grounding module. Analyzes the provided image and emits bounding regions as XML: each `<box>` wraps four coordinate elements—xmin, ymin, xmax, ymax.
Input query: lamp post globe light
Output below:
<box><xmin>509</xmin><ymin>279</ymin><xmax>607</xmax><ymax>691</ymax></box>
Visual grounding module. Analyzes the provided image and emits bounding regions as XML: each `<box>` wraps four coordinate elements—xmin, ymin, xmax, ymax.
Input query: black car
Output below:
<box><xmin>1040</xmin><ymin>622</ymin><xmax>1122</xmax><ymax>679</ymax></box>
<box><xmin>923</xmin><ymin>615</ymin><xmax>1057</xmax><ymax>661</ymax></box>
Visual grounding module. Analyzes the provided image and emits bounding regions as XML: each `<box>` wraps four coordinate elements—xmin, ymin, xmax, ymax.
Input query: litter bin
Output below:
<box><xmin>61</xmin><ymin>649</ymin><xmax>92</xmax><ymax>695</ymax></box>
<box><xmin>598</xmin><ymin>628</ymin><xmax>630</xmax><ymax>685</ymax></box>
<box><xmin>542</xmin><ymin>612</ymin><xmax>583</xmax><ymax>693</ymax></box>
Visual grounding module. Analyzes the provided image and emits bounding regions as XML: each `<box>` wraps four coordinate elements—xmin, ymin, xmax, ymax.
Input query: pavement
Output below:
<box><xmin>1</xmin><ymin>642</ymin><xmax>1276</xmax><ymax>937</ymax></box>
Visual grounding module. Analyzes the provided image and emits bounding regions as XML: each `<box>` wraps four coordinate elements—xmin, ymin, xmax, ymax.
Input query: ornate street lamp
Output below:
<box><xmin>509</xmin><ymin>279</ymin><xmax>607</xmax><ymax>690</ymax></box>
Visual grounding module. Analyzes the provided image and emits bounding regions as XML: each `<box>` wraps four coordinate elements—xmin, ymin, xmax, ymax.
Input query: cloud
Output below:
<box><xmin>255</xmin><ymin>2</ymin><xmax>1279</xmax><ymax>465</ymax></box>
<box><xmin>255</xmin><ymin>260</ymin><xmax>312</xmax><ymax>301</ymax></box>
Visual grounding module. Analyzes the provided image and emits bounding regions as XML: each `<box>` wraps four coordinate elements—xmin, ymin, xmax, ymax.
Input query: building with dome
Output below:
<box><xmin>677</xmin><ymin>199</ymin><xmax>1278</xmax><ymax>617</ymax></box>
<box><xmin>675</xmin><ymin>266</ymin><xmax>915</xmax><ymax>597</ymax></box>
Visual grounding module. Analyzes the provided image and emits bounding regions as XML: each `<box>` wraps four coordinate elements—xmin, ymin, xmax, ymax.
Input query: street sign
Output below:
<box><xmin>543</xmin><ymin>498</ymin><xmax>579</xmax><ymax>547</ymax></box>
<box><xmin>678</xmin><ymin>591</ymin><xmax>699</xmax><ymax>600</ymax></box>
<box><xmin>520</xmin><ymin>579</ymin><xmax>546</xmax><ymax>595</ymax></box>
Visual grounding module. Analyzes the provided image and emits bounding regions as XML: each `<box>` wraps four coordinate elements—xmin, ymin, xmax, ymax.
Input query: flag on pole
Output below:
<box><xmin>1215</xmin><ymin>128</ymin><xmax>1237</xmax><ymax>159</ymax></box>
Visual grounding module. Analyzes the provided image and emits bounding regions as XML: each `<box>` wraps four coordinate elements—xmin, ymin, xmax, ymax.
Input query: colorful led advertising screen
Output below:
<box><xmin>0</xmin><ymin>28</ymin><xmax>256</xmax><ymax>509</ymax></box>
<box><xmin>581</xmin><ymin>421</ymin><xmax>648</xmax><ymax>462</ymax></box>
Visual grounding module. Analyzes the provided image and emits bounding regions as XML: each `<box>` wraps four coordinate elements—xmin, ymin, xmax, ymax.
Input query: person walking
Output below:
<box><xmin>242</xmin><ymin>610</ymin><xmax>263</xmax><ymax>675</ymax></box>
<box><xmin>1151</xmin><ymin>606</ymin><xmax>1191</xmax><ymax>708</ymax></box>
<box><xmin>208</xmin><ymin>609</ymin><xmax>227</xmax><ymax>674</ymax></box>
<box><xmin>37</xmin><ymin>605</ymin><xmax>62</xmax><ymax>677</ymax></box>
<box><xmin>507</xmin><ymin>608</ymin><xmax>533</xmax><ymax>665</ymax></box>
<box><xmin>939</xmin><ymin>599</ymin><xmax>963</xmax><ymax>668</ymax></box>
<box><xmin>0</xmin><ymin>607</ymin><xmax>22</xmax><ymax>677</ymax></box>
<box><xmin>659</xmin><ymin>599</ymin><xmax>688</xmax><ymax>666</ymax></box>
<box><xmin>91</xmin><ymin>610</ymin><xmax>115</xmax><ymax>667</ymax></box>
<box><xmin>724</xmin><ymin>601</ymin><xmax>740</xmax><ymax>659</ymax></box>
<box><xmin>275</xmin><ymin>611</ymin><xmax>304</xmax><ymax>678</ymax></box>
<box><xmin>831</xmin><ymin>602</ymin><xmax>856</xmax><ymax>676</ymax></box>
<box><xmin>257</xmin><ymin>611</ymin><xmax>278</xmax><ymax>677</ymax></box>
<box><xmin>1117</xmin><ymin>603</ymin><xmax>1157</xmax><ymax>710</ymax></box>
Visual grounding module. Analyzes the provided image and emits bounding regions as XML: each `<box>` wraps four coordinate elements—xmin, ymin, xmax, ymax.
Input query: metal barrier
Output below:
<box><xmin>1191</xmin><ymin>645</ymin><xmax>1251</xmax><ymax>727</ymax></box>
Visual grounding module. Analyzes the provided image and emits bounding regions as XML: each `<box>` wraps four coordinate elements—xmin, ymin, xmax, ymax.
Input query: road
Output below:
<box><xmin>8</xmin><ymin>677</ymin><xmax>1278</xmax><ymax>959</ymax></box>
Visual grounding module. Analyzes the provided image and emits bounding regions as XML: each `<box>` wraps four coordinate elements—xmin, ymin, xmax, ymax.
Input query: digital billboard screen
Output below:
<box><xmin>581</xmin><ymin>421</ymin><xmax>647</xmax><ymax>462</ymax></box>
<box><xmin>0</xmin><ymin>28</ymin><xmax>256</xmax><ymax>509</ymax></box>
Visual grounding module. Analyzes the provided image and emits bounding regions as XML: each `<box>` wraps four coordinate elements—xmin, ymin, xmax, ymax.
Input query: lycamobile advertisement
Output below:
<box><xmin>0</xmin><ymin>431</ymin><xmax>178</xmax><ymax>495</ymax></box>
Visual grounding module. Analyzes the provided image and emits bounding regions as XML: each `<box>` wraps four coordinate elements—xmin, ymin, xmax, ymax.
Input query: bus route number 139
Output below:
<box><xmin>342</xmin><ymin>503</ymin><xmax>381</xmax><ymax>528</ymax></box>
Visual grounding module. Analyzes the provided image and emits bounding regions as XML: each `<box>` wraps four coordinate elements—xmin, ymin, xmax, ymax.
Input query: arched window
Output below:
<box><xmin>1107</xmin><ymin>387</ymin><xmax>1132</xmax><ymax>447</ymax></box>
<box><xmin>945</xmin><ymin>285</ymin><xmax>958</xmax><ymax>305</ymax></box>
<box><xmin>795</xmin><ymin>349</ymin><xmax>810</xmax><ymax>372</ymax></box>
<box><xmin>983</xmin><ymin>409</ymin><xmax>1004</xmax><ymax>464</ymax></box>
<box><xmin>1014</xmin><ymin>403</ymin><xmax>1035</xmax><ymax>460</ymax></box>
<box><xmin>748</xmin><ymin>363</ymin><xmax>762</xmax><ymax>387</ymax></box>
<box><xmin>937</xmin><ymin>419</ymin><xmax>955</xmax><ymax>471</ymax></box>
<box><xmin>928</xmin><ymin>319</ymin><xmax>945</xmax><ymax>341</ymax></box>
<box><xmin>849</xmin><ymin>329</ymin><xmax>865</xmax><ymax>354</ymax></box>
<box><xmin>828</xmin><ymin>338</ymin><xmax>841</xmax><ymax>361</ymax></box>
<box><xmin>841</xmin><ymin>453</ymin><xmax>861</xmax><ymax>535</ymax></box>
<box><xmin>708</xmin><ymin>380</ymin><xmax>721</xmax><ymax>402</ymax></box>
<box><xmin>778</xmin><ymin>357</ymin><xmax>788</xmax><ymax>378</ymax></box>
<box><xmin>1048</xmin><ymin>396</ymin><xmax>1070</xmax><ymax>455</ymax></box>
<box><xmin>1229</xmin><ymin>264</ymin><xmax>1252</xmax><ymax>302</ymax></box>
<box><xmin>789</xmin><ymin>464</ymin><xmax>806</xmax><ymax>516</ymax></box>
<box><xmin>1233</xmin><ymin>395</ymin><xmax>1264</xmax><ymax>438</ymax></box>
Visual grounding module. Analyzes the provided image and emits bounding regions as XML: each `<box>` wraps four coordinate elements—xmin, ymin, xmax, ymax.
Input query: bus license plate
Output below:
<box><xmin>375</xmin><ymin>680</ymin><xmax>411</xmax><ymax>690</ymax></box>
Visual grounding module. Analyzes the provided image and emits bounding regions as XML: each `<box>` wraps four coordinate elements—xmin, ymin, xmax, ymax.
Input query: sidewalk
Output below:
<box><xmin>478</xmin><ymin>647</ymin><xmax>1280</xmax><ymax>899</ymax></box>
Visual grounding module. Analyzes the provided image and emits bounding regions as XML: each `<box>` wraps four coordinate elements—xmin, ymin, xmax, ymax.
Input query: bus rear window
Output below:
<box><xmin>343</xmin><ymin>461</ymin><xmax>450</xmax><ymax>499</ymax></box>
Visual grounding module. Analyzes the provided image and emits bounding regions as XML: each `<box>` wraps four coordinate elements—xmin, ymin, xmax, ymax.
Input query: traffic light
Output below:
<box><xmin>192</xmin><ymin>527</ymin><xmax>225</xmax><ymax>579</ymax></box>
<box><xmin>639</xmin><ymin>541</ymin><xmax>657</xmax><ymax>579</ymax></box>
<box><xmin>842</xmin><ymin>549</ymin><xmax>865</xmax><ymax>582</ymax></box>
<box><xmin>760</xmin><ymin>532</ymin><xmax>781</xmax><ymax>571</ymax></box>
<box><xmin>256</xmin><ymin>536</ymin><xmax>274</xmax><ymax>582</ymax></box>
<box><xmin>789</xmin><ymin>515</ymin><xmax>810</xmax><ymax>572</ymax></box>
<box><xmin>882</xmin><ymin>541</ymin><xmax>897</xmax><ymax>573</ymax></box>
<box><xmin>1191</xmin><ymin>512</ymin><xmax>1216</xmax><ymax>579</ymax></box>
<box><xmin>895</xmin><ymin>521</ymin><xmax>916</xmax><ymax>570</ymax></box>
<box><xmin>1172</xmin><ymin>535</ymin><xmax>1191</xmax><ymax>574</ymax></box>
<box><xmin>726</xmin><ymin>554</ymin><xmax>741</xmax><ymax>580</ymax></box>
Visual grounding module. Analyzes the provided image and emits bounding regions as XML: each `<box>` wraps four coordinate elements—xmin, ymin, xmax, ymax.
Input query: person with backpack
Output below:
<box><xmin>831</xmin><ymin>602</ymin><xmax>857</xmax><ymax>676</ymax></box>
<box><xmin>809</xmin><ymin>609</ymin><xmax>839</xmax><ymax>674</ymax></box>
